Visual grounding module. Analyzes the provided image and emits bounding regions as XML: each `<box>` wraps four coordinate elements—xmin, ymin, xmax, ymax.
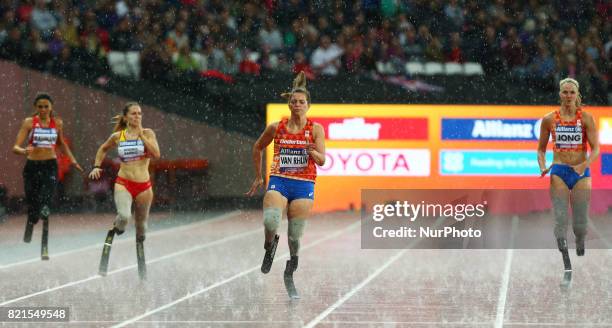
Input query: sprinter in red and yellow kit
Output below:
<box><xmin>89</xmin><ymin>102</ymin><xmax>160</xmax><ymax>280</ymax></box>
<box><xmin>247</xmin><ymin>72</ymin><xmax>326</xmax><ymax>298</ymax></box>
<box><xmin>537</xmin><ymin>77</ymin><xmax>599</xmax><ymax>287</ymax></box>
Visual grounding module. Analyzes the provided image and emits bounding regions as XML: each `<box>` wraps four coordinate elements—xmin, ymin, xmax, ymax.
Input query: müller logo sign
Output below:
<box><xmin>328</xmin><ymin>118</ymin><xmax>381</xmax><ymax>140</ymax></box>
<box><xmin>317</xmin><ymin>148</ymin><xmax>430</xmax><ymax>176</ymax></box>
<box><xmin>312</xmin><ymin>117</ymin><xmax>428</xmax><ymax>141</ymax></box>
<box><xmin>442</xmin><ymin>118</ymin><xmax>542</xmax><ymax>140</ymax></box>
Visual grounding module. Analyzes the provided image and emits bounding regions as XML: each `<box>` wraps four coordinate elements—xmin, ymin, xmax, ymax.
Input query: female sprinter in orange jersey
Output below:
<box><xmin>246</xmin><ymin>72</ymin><xmax>326</xmax><ymax>298</ymax></box>
<box><xmin>12</xmin><ymin>92</ymin><xmax>83</xmax><ymax>260</ymax></box>
<box><xmin>537</xmin><ymin>78</ymin><xmax>599</xmax><ymax>286</ymax></box>
<box><xmin>89</xmin><ymin>102</ymin><xmax>160</xmax><ymax>279</ymax></box>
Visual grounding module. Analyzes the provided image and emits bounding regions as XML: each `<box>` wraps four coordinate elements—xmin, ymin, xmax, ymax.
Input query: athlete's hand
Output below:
<box><xmin>305</xmin><ymin>143</ymin><xmax>317</xmax><ymax>156</ymax></box>
<box><xmin>540</xmin><ymin>166</ymin><xmax>551</xmax><ymax>178</ymax></box>
<box><xmin>572</xmin><ymin>162</ymin><xmax>587</xmax><ymax>176</ymax></box>
<box><xmin>72</xmin><ymin>162</ymin><xmax>84</xmax><ymax>172</ymax></box>
<box><xmin>246</xmin><ymin>177</ymin><xmax>264</xmax><ymax>196</ymax></box>
<box><xmin>24</xmin><ymin>145</ymin><xmax>34</xmax><ymax>156</ymax></box>
<box><xmin>135</xmin><ymin>122</ymin><xmax>145</xmax><ymax>138</ymax></box>
<box><xmin>89</xmin><ymin>168</ymin><xmax>102</xmax><ymax>180</ymax></box>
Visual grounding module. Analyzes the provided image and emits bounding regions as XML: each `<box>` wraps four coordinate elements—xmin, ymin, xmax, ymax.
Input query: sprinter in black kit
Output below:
<box><xmin>12</xmin><ymin>93</ymin><xmax>83</xmax><ymax>260</ymax></box>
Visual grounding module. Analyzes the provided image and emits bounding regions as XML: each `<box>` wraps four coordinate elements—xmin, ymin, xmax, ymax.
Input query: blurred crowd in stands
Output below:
<box><xmin>0</xmin><ymin>0</ymin><xmax>610</xmax><ymax>97</ymax></box>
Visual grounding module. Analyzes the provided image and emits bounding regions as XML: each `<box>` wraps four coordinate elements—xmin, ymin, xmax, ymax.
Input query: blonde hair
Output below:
<box><xmin>112</xmin><ymin>102</ymin><xmax>139</xmax><ymax>132</ymax></box>
<box><xmin>559</xmin><ymin>77</ymin><xmax>582</xmax><ymax>108</ymax></box>
<box><xmin>281</xmin><ymin>71</ymin><xmax>311</xmax><ymax>104</ymax></box>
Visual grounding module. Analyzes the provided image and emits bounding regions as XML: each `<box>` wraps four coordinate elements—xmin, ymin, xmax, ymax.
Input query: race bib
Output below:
<box><xmin>118</xmin><ymin>140</ymin><xmax>146</xmax><ymax>161</ymax></box>
<box><xmin>555</xmin><ymin>124</ymin><xmax>582</xmax><ymax>149</ymax></box>
<box><xmin>32</xmin><ymin>127</ymin><xmax>58</xmax><ymax>148</ymax></box>
<box><xmin>279</xmin><ymin>148</ymin><xmax>308</xmax><ymax>171</ymax></box>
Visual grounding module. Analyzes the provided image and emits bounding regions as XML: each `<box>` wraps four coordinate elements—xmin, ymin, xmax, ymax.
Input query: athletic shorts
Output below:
<box><xmin>116</xmin><ymin>176</ymin><xmax>152</xmax><ymax>198</ymax></box>
<box><xmin>550</xmin><ymin>163</ymin><xmax>591</xmax><ymax>190</ymax></box>
<box><xmin>267</xmin><ymin>176</ymin><xmax>314</xmax><ymax>202</ymax></box>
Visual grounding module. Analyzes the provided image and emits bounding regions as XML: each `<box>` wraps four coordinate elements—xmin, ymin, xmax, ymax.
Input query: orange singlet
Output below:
<box><xmin>269</xmin><ymin>118</ymin><xmax>317</xmax><ymax>182</ymax></box>
<box><xmin>550</xmin><ymin>108</ymin><xmax>587</xmax><ymax>153</ymax></box>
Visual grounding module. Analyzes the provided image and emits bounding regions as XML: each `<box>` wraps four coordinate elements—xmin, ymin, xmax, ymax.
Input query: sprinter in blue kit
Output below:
<box><xmin>537</xmin><ymin>78</ymin><xmax>600</xmax><ymax>287</ymax></box>
<box><xmin>246</xmin><ymin>72</ymin><xmax>326</xmax><ymax>298</ymax></box>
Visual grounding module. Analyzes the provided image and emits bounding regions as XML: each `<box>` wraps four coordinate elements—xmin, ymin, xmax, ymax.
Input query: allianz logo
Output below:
<box><xmin>471</xmin><ymin>119</ymin><xmax>541</xmax><ymax>139</ymax></box>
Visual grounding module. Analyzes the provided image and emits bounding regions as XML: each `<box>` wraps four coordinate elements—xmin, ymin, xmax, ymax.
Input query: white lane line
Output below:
<box><xmin>0</xmin><ymin>211</ymin><xmax>242</xmax><ymax>270</ymax></box>
<box><xmin>303</xmin><ymin>249</ymin><xmax>406</xmax><ymax>328</ymax></box>
<box><xmin>303</xmin><ymin>215</ymin><xmax>448</xmax><ymax>328</ymax></box>
<box><xmin>111</xmin><ymin>220</ymin><xmax>361</xmax><ymax>328</ymax></box>
<box><xmin>0</xmin><ymin>227</ymin><xmax>259</xmax><ymax>306</ymax></box>
<box><xmin>494</xmin><ymin>215</ymin><xmax>519</xmax><ymax>328</ymax></box>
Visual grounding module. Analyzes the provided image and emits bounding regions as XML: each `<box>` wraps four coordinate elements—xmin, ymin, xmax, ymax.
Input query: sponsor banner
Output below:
<box><xmin>318</xmin><ymin>148</ymin><xmax>430</xmax><ymax>176</ymax></box>
<box><xmin>602</xmin><ymin>154</ymin><xmax>612</xmax><ymax>175</ymax></box>
<box><xmin>440</xmin><ymin>150</ymin><xmax>554</xmax><ymax>176</ymax></box>
<box><xmin>442</xmin><ymin>118</ymin><xmax>541</xmax><ymax>141</ymax></box>
<box><xmin>312</xmin><ymin>117</ymin><xmax>428</xmax><ymax>141</ymax></box>
<box><xmin>600</xmin><ymin>118</ymin><xmax>612</xmax><ymax>145</ymax></box>
<box><xmin>266</xmin><ymin>104</ymin><xmax>612</xmax><ymax>212</ymax></box>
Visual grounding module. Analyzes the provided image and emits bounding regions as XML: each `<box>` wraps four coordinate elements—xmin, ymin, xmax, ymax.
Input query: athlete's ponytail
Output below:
<box><xmin>113</xmin><ymin>102</ymin><xmax>139</xmax><ymax>132</ymax></box>
<box><xmin>281</xmin><ymin>71</ymin><xmax>311</xmax><ymax>103</ymax></box>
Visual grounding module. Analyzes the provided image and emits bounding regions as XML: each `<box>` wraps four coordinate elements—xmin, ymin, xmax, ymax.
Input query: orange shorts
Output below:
<box><xmin>115</xmin><ymin>176</ymin><xmax>152</xmax><ymax>198</ymax></box>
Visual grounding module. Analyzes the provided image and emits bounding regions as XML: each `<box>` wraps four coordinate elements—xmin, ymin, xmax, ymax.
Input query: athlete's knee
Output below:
<box><xmin>288</xmin><ymin>218</ymin><xmax>307</xmax><ymax>241</ymax></box>
<box><xmin>114</xmin><ymin>213</ymin><xmax>130</xmax><ymax>231</ymax></box>
<box><xmin>572</xmin><ymin>219</ymin><xmax>588</xmax><ymax>237</ymax></box>
<box><xmin>263</xmin><ymin>208</ymin><xmax>282</xmax><ymax>232</ymax></box>
<box><xmin>571</xmin><ymin>200</ymin><xmax>589</xmax><ymax>235</ymax></box>
<box><xmin>134</xmin><ymin>217</ymin><xmax>147</xmax><ymax>235</ymax></box>
<box><xmin>554</xmin><ymin>225</ymin><xmax>567</xmax><ymax>239</ymax></box>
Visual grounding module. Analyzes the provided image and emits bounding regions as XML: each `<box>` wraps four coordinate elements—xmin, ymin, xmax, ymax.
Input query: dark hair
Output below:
<box><xmin>112</xmin><ymin>102</ymin><xmax>140</xmax><ymax>132</ymax></box>
<box><xmin>33</xmin><ymin>92</ymin><xmax>53</xmax><ymax>105</ymax></box>
<box><xmin>31</xmin><ymin>92</ymin><xmax>55</xmax><ymax>118</ymax></box>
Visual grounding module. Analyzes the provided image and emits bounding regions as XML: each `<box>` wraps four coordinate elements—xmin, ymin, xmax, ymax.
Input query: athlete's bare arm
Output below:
<box><xmin>141</xmin><ymin>128</ymin><xmax>161</xmax><ymax>159</ymax></box>
<box><xmin>537</xmin><ymin>113</ymin><xmax>553</xmax><ymax>174</ymax></box>
<box><xmin>573</xmin><ymin>112</ymin><xmax>599</xmax><ymax>175</ymax></box>
<box><xmin>89</xmin><ymin>132</ymin><xmax>119</xmax><ymax>180</ymax></box>
<box><xmin>55</xmin><ymin>118</ymin><xmax>83</xmax><ymax>172</ymax></box>
<box><xmin>306</xmin><ymin>123</ymin><xmax>326</xmax><ymax>166</ymax></box>
<box><xmin>246</xmin><ymin>122</ymin><xmax>278</xmax><ymax>196</ymax></box>
<box><xmin>12</xmin><ymin>118</ymin><xmax>33</xmax><ymax>156</ymax></box>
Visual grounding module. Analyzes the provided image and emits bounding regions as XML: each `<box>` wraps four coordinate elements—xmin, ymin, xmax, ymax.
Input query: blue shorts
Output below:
<box><xmin>267</xmin><ymin>176</ymin><xmax>315</xmax><ymax>202</ymax></box>
<box><xmin>550</xmin><ymin>164</ymin><xmax>591</xmax><ymax>189</ymax></box>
